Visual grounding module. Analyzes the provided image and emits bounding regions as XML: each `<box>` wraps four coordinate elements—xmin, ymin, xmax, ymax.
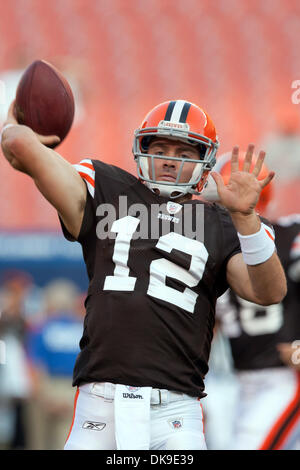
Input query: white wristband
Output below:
<box><xmin>238</xmin><ymin>223</ymin><xmax>275</xmax><ymax>265</ymax></box>
<box><xmin>0</xmin><ymin>123</ymin><xmax>17</xmax><ymax>145</ymax></box>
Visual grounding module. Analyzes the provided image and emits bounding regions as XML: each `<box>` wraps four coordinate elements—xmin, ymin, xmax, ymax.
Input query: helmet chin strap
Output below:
<box><xmin>140</xmin><ymin>156</ymin><xmax>204</xmax><ymax>199</ymax></box>
<box><xmin>144</xmin><ymin>181</ymin><xmax>188</xmax><ymax>199</ymax></box>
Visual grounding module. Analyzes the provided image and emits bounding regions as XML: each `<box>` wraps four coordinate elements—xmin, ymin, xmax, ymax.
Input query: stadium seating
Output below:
<box><xmin>0</xmin><ymin>0</ymin><xmax>299</xmax><ymax>228</ymax></box>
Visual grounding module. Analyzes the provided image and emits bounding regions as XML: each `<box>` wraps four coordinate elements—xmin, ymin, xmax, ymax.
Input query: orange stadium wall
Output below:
<box><xmin>0</xmin><ymin>0</ymin><xmax>300</xmax><ymax>230</ymax></box>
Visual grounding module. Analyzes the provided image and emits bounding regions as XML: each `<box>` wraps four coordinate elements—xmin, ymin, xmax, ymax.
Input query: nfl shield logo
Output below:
<box><xmin>167</xmin><ymin>201</ymin><xmax>182</xmax><ymax>215</ymax></box>
<box><xmin>126</xmin><ymin>386</ymin><xmax>140</xmax><ymax>392</ymax></box>
<box><xmin>168</xmin><ymin>418</ymin><xmax>183</xmax><ymax>429</ymax></box>
<box><xmin>172</xmin><ymin>420</ymin><xmax>182</xmax><ymax>429</ymax></box>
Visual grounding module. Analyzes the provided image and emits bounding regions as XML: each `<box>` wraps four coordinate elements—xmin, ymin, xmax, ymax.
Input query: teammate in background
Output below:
<box><xmin>1</xmin><ymin>99</ymin><xmax>286</xmax><ymax>450</ymax></box>
<box><xmin>205</xmin><ymin>152</ymin><xmax>300</xmax><ymax>450</ymax></box>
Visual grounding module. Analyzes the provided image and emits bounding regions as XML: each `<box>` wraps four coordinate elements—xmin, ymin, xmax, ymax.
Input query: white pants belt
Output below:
<box><xmin>82</xmin><ymin>382</ymin><xmax>192</xmax><ymax>405</ymax></box>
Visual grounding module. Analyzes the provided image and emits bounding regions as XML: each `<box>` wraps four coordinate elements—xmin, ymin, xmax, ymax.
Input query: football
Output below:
<box><xmin>15</xmin><ymin>60</ymin><xmax>75</xmax><ymax>147</ymax></box>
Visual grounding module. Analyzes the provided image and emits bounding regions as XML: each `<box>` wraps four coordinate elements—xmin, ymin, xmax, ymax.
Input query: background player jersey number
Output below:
<box><xmin>103</xmin><ymin>216</ymin><xmax>208</xmax><ymax>314</ymax></box>
<box><xmin>219</xmin><ymin>294</ymin><xmax>284</xmax><ymax>337</ymax></box>
<box><xmin>221</xmin><ymin>291</ymin><xmax>283</xmax><ymax>338</ymax></box>
<box><xmin>238</xmin><ymin>298</ymin><xmax>284</xmax><ymax>336</ymax></box>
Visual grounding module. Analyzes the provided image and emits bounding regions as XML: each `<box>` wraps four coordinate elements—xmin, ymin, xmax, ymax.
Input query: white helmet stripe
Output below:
<box><xmin>170</xmin><ymin>100</ymin><xmax>187</xmax><ymax>123</ymax></box>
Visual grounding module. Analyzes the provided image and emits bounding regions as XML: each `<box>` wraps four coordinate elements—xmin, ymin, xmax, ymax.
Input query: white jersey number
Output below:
<box><xmin>103</xmin><ymin>216</ymin><xmax>140</xmax><ymax>291</ymax></box>
<box><xmin>103</xmin><ymin>216</ymin><xmax>208</xmax><ymax>313</ymax></box>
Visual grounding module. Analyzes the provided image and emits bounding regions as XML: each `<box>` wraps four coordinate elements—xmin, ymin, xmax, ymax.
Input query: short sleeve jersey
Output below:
<box><xmin>59</xmin><ymin>159</ymin><xmax>241</xmax><ymax>397</ymax></box>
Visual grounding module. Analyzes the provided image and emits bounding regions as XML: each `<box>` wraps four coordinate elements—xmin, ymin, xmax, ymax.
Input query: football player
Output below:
<box><xmin>1</xmin><ymin>99</ymin><xmax>286</xmax><ymax>450</ymax></box>
<box><xmin>207</xmin><ymin>152</ymin><xmax>300</xmax><ymax>450</ymax></box>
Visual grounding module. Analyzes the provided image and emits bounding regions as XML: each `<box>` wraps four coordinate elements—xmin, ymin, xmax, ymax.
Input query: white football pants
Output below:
<box><xmin>64</xmin><ymin>382</ymin><xmax>206</xmax><ymax>450</ymax></box>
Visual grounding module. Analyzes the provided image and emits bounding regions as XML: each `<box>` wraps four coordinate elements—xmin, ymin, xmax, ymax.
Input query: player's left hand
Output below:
<box><xmin>211</xmin><ymin>144</ymin><xmax>275</xmax><ymax>215</ymax></box>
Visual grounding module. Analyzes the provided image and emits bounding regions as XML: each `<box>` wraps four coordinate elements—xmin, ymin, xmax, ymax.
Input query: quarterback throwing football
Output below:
<box><xmin>1</xmin><ymin>99</ymin><xmax>286</xmax><ymax>450</ymax></box>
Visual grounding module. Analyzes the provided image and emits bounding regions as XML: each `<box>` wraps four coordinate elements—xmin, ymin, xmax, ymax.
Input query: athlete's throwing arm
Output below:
<box><xmin>1</xmin><ymin>101</ymin><xmax>87</xmax><ymax>240</ymax></box>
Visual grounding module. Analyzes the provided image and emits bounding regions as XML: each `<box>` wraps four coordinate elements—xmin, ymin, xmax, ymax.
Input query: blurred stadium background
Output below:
<box><xmin>0</xmin><ymin>0</ymin><xmax>299</xmax><ymax>450</ymax></box>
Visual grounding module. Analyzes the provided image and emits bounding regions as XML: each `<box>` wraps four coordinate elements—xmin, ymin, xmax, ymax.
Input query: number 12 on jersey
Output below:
<box><xmin>103</xmin><ymin>216</ymin><xmax>208</xmax><ymax>314</ymax></box>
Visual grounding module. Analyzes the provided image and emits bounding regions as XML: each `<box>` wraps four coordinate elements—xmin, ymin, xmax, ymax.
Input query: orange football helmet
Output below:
<box><xmin>133</xmin><ymin>100</ymin><xmax>219</xmax><ymax>199</ymax></box>
<box><xmin>214</xmin><ymin>152</ymin><xmax>273</xmax><ymax>214</ymax></box>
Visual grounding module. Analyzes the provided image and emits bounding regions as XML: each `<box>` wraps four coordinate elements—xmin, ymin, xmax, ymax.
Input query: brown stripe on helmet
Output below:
<box><xmin>164</xmin><ymin>101</ymin><xmax>176</xmax><ymax>121</ymax></box>
<box><xmin>179</xmin><ymin>102</ymin><xmax>191</xmax><ymax>123</ymax></box>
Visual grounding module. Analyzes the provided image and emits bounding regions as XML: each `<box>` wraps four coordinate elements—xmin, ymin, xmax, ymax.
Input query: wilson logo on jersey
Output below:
<box><xmin>122</xmin><ymin>392</ymin><xmax>143</xmax><ymax>399</ymax></box>
<box><xmin>73</xmin><ymin>159</ymin><xmax>95</xmax><ymax>198</ymax></box>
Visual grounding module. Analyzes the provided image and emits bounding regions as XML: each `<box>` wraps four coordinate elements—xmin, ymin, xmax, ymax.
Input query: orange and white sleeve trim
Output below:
<box><xmin>73</xmin><ymin>159</ymin><xmax>95</xmax><ymax>198</ymax></box>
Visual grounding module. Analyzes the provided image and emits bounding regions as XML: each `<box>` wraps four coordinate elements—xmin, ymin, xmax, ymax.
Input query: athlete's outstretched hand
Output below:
<box><xmin>211</xmin><ymin>144</ymin><xmax>274</xmax><ymax>215</ymax></box>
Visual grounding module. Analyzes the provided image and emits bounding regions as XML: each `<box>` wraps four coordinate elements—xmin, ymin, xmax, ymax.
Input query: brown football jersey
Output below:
<box><xmin>59</xmin><ymin>159</ymin><xmax>242</xmax><ymax>397</ymax></box>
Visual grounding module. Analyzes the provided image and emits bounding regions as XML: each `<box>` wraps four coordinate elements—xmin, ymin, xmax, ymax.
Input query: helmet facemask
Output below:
<box><xmin>133</xmin><ymin>126</ymin><xmax>219</xmax><ymax>199</ymax></box>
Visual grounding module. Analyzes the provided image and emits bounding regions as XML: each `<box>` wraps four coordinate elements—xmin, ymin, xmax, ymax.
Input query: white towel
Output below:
<box><xmin>114</xmin><ymin>384</ymin><xmax>152</xmax><ymax>450</ymax></box>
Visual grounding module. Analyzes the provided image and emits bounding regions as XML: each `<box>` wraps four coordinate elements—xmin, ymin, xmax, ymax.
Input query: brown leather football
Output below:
<box><xmin>15</xmin><ymin>60</ymin><xmax>75</xmax><ymax>147</ymax></box>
